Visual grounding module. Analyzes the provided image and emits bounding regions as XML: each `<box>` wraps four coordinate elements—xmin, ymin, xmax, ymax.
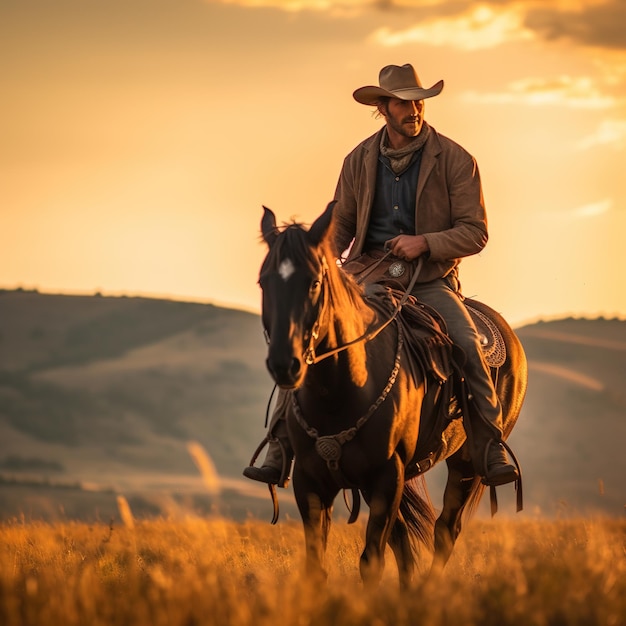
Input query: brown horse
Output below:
<box><xmin>258</xmin><ymin>202</ymin><xmax>527</xmax><ymax>587</ymax></box>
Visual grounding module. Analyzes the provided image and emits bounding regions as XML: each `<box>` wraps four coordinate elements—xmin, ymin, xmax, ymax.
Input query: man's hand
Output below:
<box><xmin>385</xmin><ymin>234</ymin><xmax>429</xmax><ymax>261</ymax></box>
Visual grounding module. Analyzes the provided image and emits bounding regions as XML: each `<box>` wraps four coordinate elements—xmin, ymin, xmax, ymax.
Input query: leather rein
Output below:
<box><xmin>262</xmin><ymin>254</ymin><xmax>424</xmax><ymax>523</ymax></box>
<box><xmin>291</xmin><ymin>254</ymin><xmax>423</xmax><ymax>497</ymax></box>
<box><xmin>302</xmin><ymin>252</ymin><xmax>424</xmax><ymax>365</ymax></box>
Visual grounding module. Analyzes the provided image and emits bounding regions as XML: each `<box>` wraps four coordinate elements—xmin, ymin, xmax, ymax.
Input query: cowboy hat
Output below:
<box><xmin>353</xmin><ymin>64</ymin><xmax>444</xmax><ymax>105</ymax></box>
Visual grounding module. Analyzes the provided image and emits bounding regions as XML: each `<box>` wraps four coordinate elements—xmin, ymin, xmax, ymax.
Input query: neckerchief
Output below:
<box><xmin>380</xmin><ymin>122</ymin><xmax>430</xmax><ymax>174</ymax></box>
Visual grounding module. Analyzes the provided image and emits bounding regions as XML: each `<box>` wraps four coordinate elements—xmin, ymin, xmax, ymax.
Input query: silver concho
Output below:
<box><xmin>388</xmin><ymin>261</ymin><xmax>406</xmax><ymax>278</ymax></box>
<box><xmin>315</xmin><ymin>436</ymin><xmax>342</xmax><ymax>463</ymax></box>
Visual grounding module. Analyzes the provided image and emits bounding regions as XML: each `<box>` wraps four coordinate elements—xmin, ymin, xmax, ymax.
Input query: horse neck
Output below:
<box><xmin>313</xmin><ymin>276</ymin><xmax>375</xmax><ymax>391</ymax></box>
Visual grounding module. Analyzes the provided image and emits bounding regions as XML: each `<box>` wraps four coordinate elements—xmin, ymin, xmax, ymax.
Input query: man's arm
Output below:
<box><xmin>332</xmin><ymin>156</ymin><xmax>358</xmax><ymax>258</ymax></box>
<box><xmin>385</xmin><ymin>233</ymin><xmax>430</xmax><ymax>261</ymax></box>
<box><xmin>421</xmin><ymin>153</ymin><xmax>488</xmax><ymax>261</ymax></box>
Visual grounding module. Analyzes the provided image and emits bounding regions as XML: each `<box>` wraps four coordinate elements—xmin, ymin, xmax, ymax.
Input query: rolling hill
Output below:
<box><xmin>0</xmin><ymin>289</ymin><xmax>624</xmax><ymax>522</ymax></box>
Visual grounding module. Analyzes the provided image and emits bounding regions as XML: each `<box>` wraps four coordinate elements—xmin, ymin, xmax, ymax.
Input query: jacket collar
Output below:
<box><xmin>417</xmin><ymin>126</ymin><xmax>442</xmax><ymax>200</ymax></box>
<box><xmin>363</xmin><ymin>125</ymin><xmax>442</xmax><ymax>201</ymax></box>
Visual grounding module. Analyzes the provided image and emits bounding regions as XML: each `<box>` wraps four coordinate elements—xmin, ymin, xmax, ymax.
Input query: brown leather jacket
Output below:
<box><xmin>333</xmin><ymin>125</ymin><xmax>488</xmax><ymax>285</ymax></box>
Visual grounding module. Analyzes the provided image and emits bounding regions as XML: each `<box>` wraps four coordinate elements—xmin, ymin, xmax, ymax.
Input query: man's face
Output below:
<box><xmin>381</xmin><ymin>98</ymin><xmax>425</xmax><ymax>139</ymax></box>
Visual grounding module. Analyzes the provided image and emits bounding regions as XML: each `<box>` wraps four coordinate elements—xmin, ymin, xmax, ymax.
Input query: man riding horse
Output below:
<box><xmin>244</xmin><ymin>63</ymin><xmax>519</xmax><ymax>490</ymax></box>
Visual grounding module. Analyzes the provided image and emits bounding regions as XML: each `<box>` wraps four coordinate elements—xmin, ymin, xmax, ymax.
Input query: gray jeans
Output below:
<box><xmin>412</xmin><ymin>278</ymin><xmax>502</xmax><ymax>440</ymax></box>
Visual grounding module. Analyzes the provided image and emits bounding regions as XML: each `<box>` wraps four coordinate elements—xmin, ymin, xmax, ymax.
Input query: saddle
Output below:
<box><xmin>364</xmin><ymin>285</ymin><xmax>507</xmax><ymax>372</ymax></box>
<box><xmin>464</xmin><ymin>298</ymin><xmax>507</xmax><ymax>368</ymax></box>
<box><xmin>369</xmin><ymin>290</ymin><xmax>509</xmax><ymax>480</ymax></box>
<box><xmin>344</xmin><ymin>254</ymin><xmax>506</xmax><ymax>368</ymax></box>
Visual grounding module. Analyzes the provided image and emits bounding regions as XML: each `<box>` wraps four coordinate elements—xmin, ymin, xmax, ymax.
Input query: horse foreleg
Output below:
<box><xmin>360</xmin><ymin>456</ymin><xmax>404</xmax><ymax>587</ymax></box>
<box><xmin>430</xmin><ymin>451</ymin><xmax>483</xmax><ymax>576</ymax></box>
<box><xmin>293</xmin><ymin>472</ymin><xmax>336</xmax><ymax>582</ymax></box>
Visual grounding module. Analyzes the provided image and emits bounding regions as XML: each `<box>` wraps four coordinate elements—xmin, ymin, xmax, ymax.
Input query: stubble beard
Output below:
<box><xmin>388</xmin><ymin>114</ymin><xmax>423</xmax><ymax>139</ymax></box>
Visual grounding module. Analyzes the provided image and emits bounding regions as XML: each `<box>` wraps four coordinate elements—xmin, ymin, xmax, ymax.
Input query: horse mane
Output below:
<box><xmin>264</xmin><ymin>218</ymin><xmax>371</xmax><ymax>388</ymax></box>
<box><xmin>321</xmin><ymin>236</ymin><xmax>371</xmax><ymax>388</ymax></box>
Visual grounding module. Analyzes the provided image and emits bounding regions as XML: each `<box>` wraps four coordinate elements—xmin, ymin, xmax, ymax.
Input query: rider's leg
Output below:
<box><xmin>243</xmin><ymin>388</ymin><xmax>294</xmax><ymax>487</ymax></box>
<box><xmin>413</xmin><ymin>279</ymin><xmax>518</xmax><ymax>486</ymax></box>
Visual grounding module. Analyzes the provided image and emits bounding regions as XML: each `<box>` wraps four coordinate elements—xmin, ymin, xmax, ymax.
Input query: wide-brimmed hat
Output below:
<box><xmin>353</xmin><ymin>64</ymin><xmax>444</xmax><ymax>105</ymax></box>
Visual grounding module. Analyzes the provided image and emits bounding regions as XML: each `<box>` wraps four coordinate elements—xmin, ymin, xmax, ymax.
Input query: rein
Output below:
<box><xmin>291</xmin><ymin>253</ymin><xmax>421</xmax><ymax>491</ymax></box>
<box><xmin>292</xmin><ymin>322</ymin><xmax>405</xmax><ymax>474</ymax></box>
<box><xmin>304</xmin><ymin>254</ymin><xmax>424</xmax><ymax>365</ymax></box>
<box><xmin>291</xmin><ymin>254</ymin><xmax>421</xmax><ymax>482</ymax></box>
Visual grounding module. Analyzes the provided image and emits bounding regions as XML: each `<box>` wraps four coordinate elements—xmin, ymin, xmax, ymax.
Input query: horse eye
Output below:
<box><xmin>311</xmin><ymin>280</ymin><xmax>321</xmax><ymax>291</ymax></box>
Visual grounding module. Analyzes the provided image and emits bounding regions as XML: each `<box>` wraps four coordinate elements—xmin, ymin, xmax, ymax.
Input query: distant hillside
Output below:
<box><xmin>0</xmin><ymin>289</ymin><xmax>282</xmax><ymax>521</ymax></box>
<box><xmin>0</xmin><ymin>289</ymin><xmax>624</xmax><ymax>522</ymax></box>
<box><xmin>510</xmin><ymin>318</ymin><xmax>626</xmax><ymax>517</ymax></box>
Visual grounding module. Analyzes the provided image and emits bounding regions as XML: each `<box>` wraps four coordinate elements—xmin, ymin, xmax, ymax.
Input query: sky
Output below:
<box><xmin>1</xmin><ymin>0</ymin><xmax>625</xmax><ymax>326</ymax></box>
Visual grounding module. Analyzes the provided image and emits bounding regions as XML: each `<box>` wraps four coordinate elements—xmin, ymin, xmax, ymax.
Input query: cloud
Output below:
<box><xmin>578</xmin><ymin>119</ymin><xmax>626</xmax><ymax>150</ymax></box>
<box><xmin>541</xmin><ymin>198</ymin><xmax>614</xmax><ymax>224</ymax></box>
<box><xmin>525</xmin><ymin>0</ymin><xmax>626</xmax><ymax>50</ymax></box>
<box><xmin>213</xmin><ymin>0</ymin><xmax>372</xmax><ymax>13</ymax></box>
<box><xmin>542</xmin><ymin>199</ymin><xmax>613</xmax><ymax>221</ymax></box>
<box><xmin>571</xmin><ymin>199</ymin><xmax>613</xmax><ymax>218</ymax></box>
<box><xmin>464</xmin><ymin>75</ymin><xmax>618</xmax><ymax>109</ymax></box>
<box><xmin>208</xmin><ymin>1</ymin><xmax>626</xmax><ymax>53</ymax></box>
<box><xmin>369</xmin><ymin>4</ymin><xmax>533</xmax><ymax>50</ymax></box>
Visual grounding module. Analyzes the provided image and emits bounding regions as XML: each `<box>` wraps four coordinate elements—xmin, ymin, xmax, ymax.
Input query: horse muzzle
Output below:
<box><xmin>265</xmin><ymin>354</ymin><xmax>304</xmax><ymax>389</ymax></box>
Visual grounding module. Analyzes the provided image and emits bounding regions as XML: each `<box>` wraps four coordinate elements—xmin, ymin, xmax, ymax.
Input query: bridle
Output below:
<box><xmin>263</xmin><ymin>251</ymin><xmax>424</xmax><ymax>366</ymax></box>
<box><xmin>261</xmin><ymin>248</ymin><xmax>424</xmax><ymax>501</ymax></box>
<box><xmin>260</xmin><ymin>254</ymin><xmax>329</xmax><ymax>363</ymax></box>
<box><xmin>290</xmin><ymin>251</ymin><xmax>417</xmax><ymax>492</ymax></box>
<box><xmin>301</xmin><ymin>252</ymin><xmax>424</xmax><ymax>365</ymax></box>
<box><xmin>292</xmin><ymin>322</ymin><xmax>405</xmax><ymax>474</ymax></box>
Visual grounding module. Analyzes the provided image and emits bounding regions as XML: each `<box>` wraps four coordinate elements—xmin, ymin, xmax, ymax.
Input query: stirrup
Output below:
<box><xmin>244</xmin><ymin>435</ymin><xmax>292</xmax><ymax>525</ymax></box>
<box><xmin>480</xmin><ymin>439</ymin><xmax>523</xmax><ymax>516</ymax></box>
<box><xmin>245</xmin><ymin>435</ymin><xmax>291</xmax><ymax>489</ymax></box>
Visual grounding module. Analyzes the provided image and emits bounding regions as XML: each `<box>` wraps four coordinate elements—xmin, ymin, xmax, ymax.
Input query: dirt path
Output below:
<box><xmin>527</xmin><ymin>360</ymin><xmax>604</xmax><ymax>391</ymax></box>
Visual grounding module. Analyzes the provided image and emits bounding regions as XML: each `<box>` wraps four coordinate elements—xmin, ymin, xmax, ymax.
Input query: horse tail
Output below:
<box><xmin>460</xmin><ymin>477</ymin><xmax>487</xmax><ymax>524</ymax></box>
<box><xmin>399</xmin><ymin>476</ymin><xmax>436</xmax><ymax>554</ymax></box>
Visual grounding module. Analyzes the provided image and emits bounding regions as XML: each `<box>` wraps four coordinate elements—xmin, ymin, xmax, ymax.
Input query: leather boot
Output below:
<box><xmin>468</xmin><ymin>410</ymin><xmax>518</xmax><ymax>487</ymax></box>
<box><xmin>243</xmin><ymin>438</ymin><xmax>291</xmax><ymax>487</ymax></box>
<box><xmin>243</xmin><ymin>392</ymin><xmax>294</xmax><ymax>488</ymax></box>
<box><xmin>451</xmin><ymin>340</ymin><xmax>518</xmax><ymax>486</ymax></box>
<box><xmin>482</xmin><ymin>440</ymin><xmax>518</xmax><ymax>486</ymax></box>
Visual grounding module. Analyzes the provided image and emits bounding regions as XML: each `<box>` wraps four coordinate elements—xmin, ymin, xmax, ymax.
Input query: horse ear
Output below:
<box><xmin>261</xmin><ymin>206</ymin><xmax>279</xmax><ymax>246</ymax></box>
<box><xmin>308</xmin><ymin>201</ymin><xmax>336</xmax><ymax>247</ymax></box>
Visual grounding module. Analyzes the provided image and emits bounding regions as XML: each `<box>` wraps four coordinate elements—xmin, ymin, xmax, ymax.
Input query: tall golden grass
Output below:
<box><xmin>1</xmin><ymin>516</ymin><xmax>624</xmax><ymax>625</ymax></box>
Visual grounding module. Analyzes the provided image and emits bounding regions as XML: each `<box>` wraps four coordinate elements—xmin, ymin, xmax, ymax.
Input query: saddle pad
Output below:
<box><xmin>465</xmin><ymin>302</ymin><xmax>507</xmax><ymax>368</ymax></box>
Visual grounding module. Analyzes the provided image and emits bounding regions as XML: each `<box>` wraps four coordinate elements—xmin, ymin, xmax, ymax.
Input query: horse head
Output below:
<box><xmin>259</xmin><ymin>202</ymin><xmax>335</xmax><ymax>389</ymax></box>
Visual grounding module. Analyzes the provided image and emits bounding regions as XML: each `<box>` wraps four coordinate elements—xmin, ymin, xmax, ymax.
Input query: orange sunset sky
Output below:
<box><xmin>2</xmin><ymin>0</ymin><xmax>625</xmax><ymax>326</ymax></box>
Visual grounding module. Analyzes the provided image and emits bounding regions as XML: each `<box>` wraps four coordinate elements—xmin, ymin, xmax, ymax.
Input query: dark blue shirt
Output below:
<box><xmin>364</xmin><ymin>150</ymin><xmax>423</xmax><ymax>250</ymax></box>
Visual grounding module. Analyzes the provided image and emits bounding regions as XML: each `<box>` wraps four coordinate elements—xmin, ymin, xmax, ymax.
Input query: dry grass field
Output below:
<box><xmin>1</xmin><ymin>516</ymin><xmax>624</xmax><ymax>626</ymax></box>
